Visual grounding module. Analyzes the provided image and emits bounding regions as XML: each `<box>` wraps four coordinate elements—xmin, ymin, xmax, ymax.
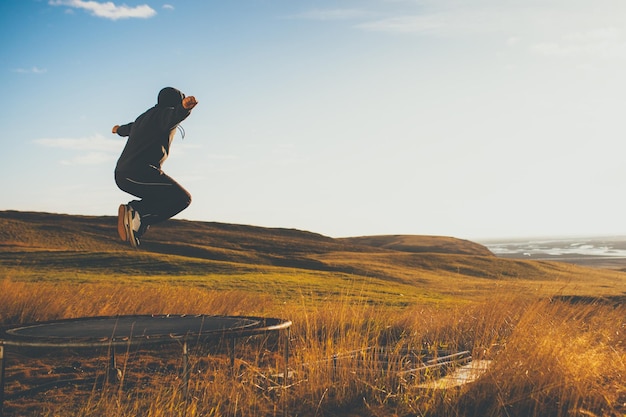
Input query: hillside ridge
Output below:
<box><xmin>0</xmin><ymin>210</ymin><xmax>503</xmax><ymax>282</ymax></box>
<box><xmin>0</xmin><ymin>210</ymin><xmax>492</xmax><ymax>257</ymax></box>
<box><xmin>340</xmin><ymin>235</ymin><xmax>492</xmax><ymax>256</ymax></box>
<box><xmin>2</xmin><ymin>210</ymin><xmax>625</xmax><ymax>303</ymax></box>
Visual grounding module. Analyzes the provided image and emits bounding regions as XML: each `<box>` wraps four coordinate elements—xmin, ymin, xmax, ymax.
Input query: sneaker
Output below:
<box><xmin>117</xmin><ymin>204</ymin><xmax>138</xmax><ymax>248</ymax></box>
<box><xmin>125</xmin><ymin>206</ymin><xmax>139</xmax><ymax>248</ymax></box>
<box><xmin>117</xmin><ymin>204</ymin><xmax>129</xmax><ymax>241</ymax></box>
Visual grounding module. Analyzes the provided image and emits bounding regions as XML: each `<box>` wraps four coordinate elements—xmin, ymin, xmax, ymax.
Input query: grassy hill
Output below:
<box><xmin>1</xmin><ymin>210</ymin><xmax>625</xmax><ymax>306</ymax></box>
<box><xmin>340</xmin><ymin>234</ymin><xmax>493</xmax><ymax>256</ymax></box>
<box><xmin>0</xmin><ymin>210</ymin><xmax>491</xmax><ymax>257</ymax></box>
<box><xmin>1</xmin><ymin>211</ymin><xmax>626</xmax><ymax>417</ymax></box>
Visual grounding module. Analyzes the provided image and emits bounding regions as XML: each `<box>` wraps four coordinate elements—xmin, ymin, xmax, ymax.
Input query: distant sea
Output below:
<box><xmin>480</xmin><ymin>236</ymin><xmax>626</xmax><ymax>270</ymax></box>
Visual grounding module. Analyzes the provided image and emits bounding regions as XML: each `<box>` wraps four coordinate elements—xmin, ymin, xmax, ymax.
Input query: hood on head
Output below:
<box><xmin>157</xmin><ymin>87</ymin><xmax>185</xmax><ymax>107</ymax></box>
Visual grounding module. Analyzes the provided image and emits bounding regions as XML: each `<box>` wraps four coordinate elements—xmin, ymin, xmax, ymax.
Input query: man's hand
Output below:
<box><xmin>112</xmin><ymin>125</ymin><xmax>119</xmax><ymax>134</ymax></box>
<box><xmin>182</xmin><ymin>96</ymin><xmax>198</xmax><ymax>110</ymax></box>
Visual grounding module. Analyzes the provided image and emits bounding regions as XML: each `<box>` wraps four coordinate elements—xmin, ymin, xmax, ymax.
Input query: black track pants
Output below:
<box><xmin>115</xmin><ymin>165</ymin><xmax>191</xmax><ymax>227</ymax></box>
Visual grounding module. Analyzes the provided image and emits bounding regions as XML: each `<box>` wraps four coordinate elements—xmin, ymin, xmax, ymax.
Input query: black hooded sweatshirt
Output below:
<box><xmin>115</xmin><ymin>87</ymin><xmax>191</xmax><ymax>172</ymax></box>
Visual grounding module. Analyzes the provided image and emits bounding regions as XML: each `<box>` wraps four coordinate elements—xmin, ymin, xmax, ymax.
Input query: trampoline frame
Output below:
<box><xmin>0</xmin><ymin>314</ymin><xmax>292</xmax><ymax>416</ymax></box>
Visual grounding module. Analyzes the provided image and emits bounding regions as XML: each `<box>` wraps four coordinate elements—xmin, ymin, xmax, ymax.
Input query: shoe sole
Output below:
<box><xmin>124</xmin><ymin>207</ymin><xmax>138</xmax><ymax>248</ymax></box>
<box><xmin>117</xmin><ymin>204</ymin><xmax>128</xmax><ymax>241</ymax></box>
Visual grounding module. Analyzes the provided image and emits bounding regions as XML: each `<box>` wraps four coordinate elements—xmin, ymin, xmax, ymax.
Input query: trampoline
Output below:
<box><xmin>1</xmin><ymin>314</ymin><xmax>290</xmax><ymax>347</ymax></box>
<box><xmin>0</xmin><ymin>315</ymin><xmax>292</xmax><ymax>414</ymax></box>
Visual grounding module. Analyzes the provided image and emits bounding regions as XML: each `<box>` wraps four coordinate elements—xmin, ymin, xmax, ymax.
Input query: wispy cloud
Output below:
<box><xmin>36</xmin><ymin>134</ymin><xmax>122</xmax><ymax>152</ymax></box>
<box><xmin>13</xmin><ymin>66</ymin><xmax>47</xmax><ymax>74</ymax></box>
<box><xmin>357</xmin><ymin>14</ymin><xmax>443</xmax><ymax>34</ymax></box>
<box><xmin>356</xmin><ymin>9</ymin><xmax>509</xmax><ymax>36</ymax></box>
<box><xmin>531</xmin><ymin>27</ymin><xmax>626</xmax><ymax>60</ymax></box>
<box><xmin>507</xmin><ymin>36</ymin><xmax>522</xmax><ymax>46</ymax></box>
<box><xmin>287</xmin><ymin>9</ymin><xmax>374</xmax><ymax>21</ymax></box>
<box><xmin>59</xmin><ymin>152</ymin><xmax>116</xmax><ymax>166</ymax></box>
<box><xmin>35</xmin><ymin>134</ymin><xmax>124</xmax><ymax>165</ymax></box>
<box><xmin>162</xmin><ymin>4</ymin><xmax>174</xmax><ymax>11</ymax></box>
<box><xmin>49</xmin><ymin>0</ymin><xmax>156</xmax><ymax>20</ymax></box>
<box><xmin>354</xmin><ymin>1</ymin><xmax>626</xmax><ymax>49</ymax></box>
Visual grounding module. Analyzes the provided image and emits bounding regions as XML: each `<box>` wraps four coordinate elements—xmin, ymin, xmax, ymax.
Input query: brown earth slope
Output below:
<box><xmin>0</xmin><ymin>210</ymin><xmax>493</xmax><ymax>271</ymax></box>
<box><xmin>0</xmin><ymin>210</ymin><xmax>517</xmax><ymax>284</ymax></box>
<box><xmin>2</xmin><ymin>210</ymin><xmax>625</xmax><ymax>298</ymax></box>
<box><xmin>340</xmin><ymin>235</ymin><xmax>493</xmax><ymax>256</ymax></box>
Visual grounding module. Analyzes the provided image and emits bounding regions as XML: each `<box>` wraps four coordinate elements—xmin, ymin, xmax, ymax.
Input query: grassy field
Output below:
<box><xmin>0</xmin><ymin>211</ymin><xmax>625</xmax><ymax>416</ymax></box>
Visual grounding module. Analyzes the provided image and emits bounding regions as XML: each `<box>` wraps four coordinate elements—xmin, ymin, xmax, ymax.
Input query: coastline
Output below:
<box><xmin>481</xmin><ymin>236</ymin><xmax>626</xmax><ymax>270</ymax></box>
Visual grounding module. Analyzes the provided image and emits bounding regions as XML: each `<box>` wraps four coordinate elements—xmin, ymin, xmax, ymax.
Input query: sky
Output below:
<box><xmin>2</xmin><ymin>0</ymin><xmax>626</xmax><ymax>240</ymax></box>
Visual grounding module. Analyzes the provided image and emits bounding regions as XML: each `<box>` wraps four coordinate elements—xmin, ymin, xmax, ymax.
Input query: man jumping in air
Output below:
<box><xmin>112</xmin><ymin>87</ymin><xmax>198</xmax><ymax>247</ymax></box>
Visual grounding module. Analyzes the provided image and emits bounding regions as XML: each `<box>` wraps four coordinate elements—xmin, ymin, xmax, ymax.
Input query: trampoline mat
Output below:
<box><xmin>4</xmin><ymin>315</ymin><xmax>261</xmax><ymax>342</ymax></box>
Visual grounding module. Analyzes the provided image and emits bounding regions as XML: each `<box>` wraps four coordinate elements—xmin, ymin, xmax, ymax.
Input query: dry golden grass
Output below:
<box><xmin>1</xmin><ymin>278</ymin><xmax>624</xmax><ymax>417</ymax></box>
<box><xmin>1</xmin><ymin>211</ymin><xmax>625</xmax><ymax>416</ymax></box>
<box><xmin>453</xmin><ymin>299</ymin><xmax>626</xmax><ymax>417</ymax></box>
<box><xmin>0</xmin><ymin>278</ymin><xmax>275</xmax><ymax>323</ymax></box>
